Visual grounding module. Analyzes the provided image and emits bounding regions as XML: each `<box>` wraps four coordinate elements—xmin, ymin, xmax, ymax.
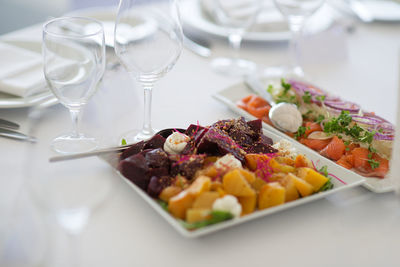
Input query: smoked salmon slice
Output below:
<box><xmin>320</xmin><ymin>136</ymin><xmax>345</xmax><ymax>161</ymax></box>
<box><xmin>300</xmin><ymin>138</ymin><xmax>331</xmax><ymax>151</ymax></box>
<box><xmin>304</xmin><ymin>122</ymin><xmax>322</xmax><ymax>137</ymax></box>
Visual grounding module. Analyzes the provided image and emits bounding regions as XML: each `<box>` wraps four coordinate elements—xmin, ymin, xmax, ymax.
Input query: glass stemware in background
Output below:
<box><xmin>273</xmin><ymin>0</ymin><xmax>326</xmax><ymax>77</ymax></box>
<box><xmin>25</xmin><ymin>106</ymin><xmax>116</xmax><ymax>267</ymax></box>
<box><xmin>114</xmin><ymin>0</ymin><xmax>183</xmax><ymax>143</ymax></box>
<box><xmin>43</xmin><ymin>17</ymin><xmax>105</xmax><ymax>154</ymax></box>
<box><xmin>210</xmin><ymin>0</ymin><xmax>262</xmax><ymax>76</ymax></box>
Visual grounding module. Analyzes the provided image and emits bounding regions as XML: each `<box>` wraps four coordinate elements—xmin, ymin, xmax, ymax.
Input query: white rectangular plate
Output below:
<box><xmin>115</xmin><ymin>122</ymin><xmax>365</xmax><ymax>238</ymax></box>
<box><xmin>213</xmin><ymin>82</ymin><xmax>396</xmax><ymax>193</ymax></box>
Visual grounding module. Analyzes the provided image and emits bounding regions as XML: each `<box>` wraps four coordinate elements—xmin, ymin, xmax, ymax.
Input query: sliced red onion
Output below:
<box><xmin>324</xmin><ymin>100</ymin><xmax>360</xmax><ymax>113</ymax></box>
<box><xmin>289</xmin><ymin>79</ymin><xmax>339</xmax><ymax>103</ymax></box>
<box><xmin>374</xmin><ymin>131</ymin><xmax>394</xmax><ymax>141</ymax></box>
<box><xmin>351</xmin><ymin>115</ymin><xmax>381</xmax><ymax>126</ymax></box>
<box><xmin>363</xmin><ymin>112</ymin><xmax>390</xmax><ymax>123</ymax></box>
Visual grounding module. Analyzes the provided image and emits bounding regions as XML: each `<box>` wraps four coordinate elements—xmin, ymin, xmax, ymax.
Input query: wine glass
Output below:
<box><xmin>25</xmin><ymin>106</ymin><xmax>116</xmax><ymax>267</ymax></box>
<box><xmin>43</xmin><ymin>17</ymin><xmax>106</xmax><ymax>154</ymax></box>
<box><xmin>273</xmin><ymin>0</ymin><xmax>326</xmax><ymax>77</ymax></box>
<box><xmin>114</xmin><ymin>0</ymin><xmax>183</xmax><ymax>143</ymax></box>
<box><xmin>210</xmin><ymin>0</ymin><xmax>262</xmax><ymax>76</ymax></box>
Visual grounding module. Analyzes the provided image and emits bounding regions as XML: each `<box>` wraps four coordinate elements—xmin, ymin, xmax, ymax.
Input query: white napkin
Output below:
<box><xmin>0</xmin><ymin>42</ymin><xmax>47</xmax><ymax>97</ymax></box>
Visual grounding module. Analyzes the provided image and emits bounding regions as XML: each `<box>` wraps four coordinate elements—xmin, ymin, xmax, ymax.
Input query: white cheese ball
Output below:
<box><xmin>163</xmin><ymin>132</ymin><xmax>190</xmax><ymax>155</ymax></box>
<box><xmin>214</xmin><ymin>154</ymin><xmax>242</xmax><ymax>172</ymax></box>
<box><xmin>212</xmin><ymin>195</ymin><xmax>242</xmax><ymax>218</ymax></box>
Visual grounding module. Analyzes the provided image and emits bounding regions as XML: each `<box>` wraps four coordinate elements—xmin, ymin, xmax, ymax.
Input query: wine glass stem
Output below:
<box><xmin>288</xmin><ymin>17</ymin><xmax>305</xmax><ymax>75</ymax></box>
<box><xmin>228</xmin><ymin>30</ymin><xmax>244</xmax><ymax>61</ymax></box>
<box><xmin>69</xmin><ymin>108</ymin><xmax>81</xmax><ymax>138</ymax></box>
<box><xmin>142</xmin><ymin>85</ymin><xmax>154</xmax><ymax>136</ymax></box>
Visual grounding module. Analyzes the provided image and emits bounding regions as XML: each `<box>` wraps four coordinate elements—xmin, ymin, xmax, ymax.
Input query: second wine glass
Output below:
<box><xmin>273</xmin><ymin>0</ymin><xmax>326</xmax><ymax>77</ymax></box>
<box><xmin>210</xmin><ymin>0</ymin><xmax>262</xmax><ymax>76</ymax></box>
<box><xmin>114</xmin><ymin>0</ymin><xmax>183</xmax><ymax>143</ymax></box>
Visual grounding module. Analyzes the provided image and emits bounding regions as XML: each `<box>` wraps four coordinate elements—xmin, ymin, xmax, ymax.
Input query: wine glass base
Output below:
<box><xmin>211</xmin><ymin>57</ymin><xmax>256</xmax><ymax>76</ymax></box>
<box><xmin>261</xmin><ymin>65</ymin><xmax>304</xmax><ymax>79</ymax></box>
<box><xmin>51</xmin><ymin>134</ymin><xmax>98</xmax><ymax>154</ymax></box>
<box><xmin>120</xmin><ymin>128</ymin><xmax>157</xmax><ymax>145</ymax></box>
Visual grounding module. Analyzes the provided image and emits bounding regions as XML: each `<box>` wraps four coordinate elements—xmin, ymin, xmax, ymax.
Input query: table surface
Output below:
<box><xmin>1</xmin><ymin>4</ymin><xmax>400</xmax><ymax>267</ymax></box>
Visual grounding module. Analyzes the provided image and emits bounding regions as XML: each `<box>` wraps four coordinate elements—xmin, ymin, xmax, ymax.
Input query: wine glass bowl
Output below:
<box><xmin>210</xmin><ymin>0</ymin><xmax>262</xmax><ymax>76</ymax></box>
<box><xmin>43</xmin><ymin>17</ymin><xmax>106</xmax><ymax>154</ymax></box>
<box><xmin>273</xmin><ymin>0</ymin><xmax>326</xmax><ymax>77</ymax></box>
<box><xmin>114</xmin><ymin>0</ymin><xmax>183</xmax><ymax>143</ymax></box>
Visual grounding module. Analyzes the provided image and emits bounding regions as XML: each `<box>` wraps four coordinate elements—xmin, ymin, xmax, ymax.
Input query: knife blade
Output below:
<box><xmin>0</xmin><ymin>118</ymin><xmax>20</xmax><ymax>130</ymax></box>
<box><xmin>0</xmin><ymin>128</ymin><xmax>36</xmax><ymax>142</ymax></box>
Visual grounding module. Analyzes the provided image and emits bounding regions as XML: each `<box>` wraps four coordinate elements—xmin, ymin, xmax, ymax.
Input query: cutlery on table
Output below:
<box><xmin>0</xmin><ymin>118</ymin><xmax>19</xmax><ymax>130</ymax></box>
<box><xmin>49</xmin><ymin>128</ymin><xmax>185</xmax><ymax>162</ymax></box>
<box><xmin>0</xmin><ymin>127</ymin><xmax>36</xmax><ymax>142</ymax></box>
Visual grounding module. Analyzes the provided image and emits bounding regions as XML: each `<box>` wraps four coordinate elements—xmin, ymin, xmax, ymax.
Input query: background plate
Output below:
<box><xmin>213</xmin><ymin>82</ymin><xmax>396</xmax><ymax>193</ymax></box>
<box><xmin>180</xmin><ymin>0</ymin><xmax>335</xmax><ymax>42</ymax></box>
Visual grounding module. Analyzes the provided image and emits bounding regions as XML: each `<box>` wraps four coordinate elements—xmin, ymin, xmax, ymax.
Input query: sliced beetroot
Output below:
<box><xmin>145</xmin><ymin>148</ymin><xmax>170</xmax><ymax>169</ymax></box>
<box><xmin>246</xmin><ymin>119</ymin><xmax>262</xmax><ymax>136</ymax></box>
<box><xmin>197</xmin><ymin>127</ymin><xmax>246</xmax><ymax>162</ymax></box>
<box><xmin>260</xmin><ymin>134</ymin><xmax>273</xmax><ymax>146</ymax></box>
<box><xmin>186</xmin><ymin>124</ymin><xmax>206</xmax><ymax>137</ymax></box>
<box><xmin>170</xmin><ymin>154</ymin><xmax>205</xmax><ymax>179</ymax></box>
<box><xmin>143</xmin><ymin>134</ymin><xmax>166</xmax><ymax>150</ymax></box>
<box><xmin>118</xmin><ymin>153</ymin><xmax>150</xmax><ymax>190</ymax></box>
<box><xmin>120</xmin><ymin>141</ymin><xmax>145</xmax><ymax>160</ymax></box>
<box><xmin>147</xmin><ymin>176</ymin><xmax>172</xmax><ymax>198</ymax></box>
<box><xmin>245</xmin><ymin>141</ymin><xmax>277</xmax><ymax>154</ymax></box>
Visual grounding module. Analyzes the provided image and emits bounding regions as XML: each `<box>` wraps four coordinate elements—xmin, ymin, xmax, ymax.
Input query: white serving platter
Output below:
<box><xmin>115</xmin><ymin>123</ymin><xmax>365</xmax><ymax>238</ymax></box>
<box><xmin>213</xmin><ymin>82</ymin><xmax>396</xmax><ymax>193</ymax></box>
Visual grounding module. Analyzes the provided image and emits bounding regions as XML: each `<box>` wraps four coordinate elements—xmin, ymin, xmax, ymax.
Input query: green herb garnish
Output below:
<box><xmin>318</xmin><ymin>165</ymin><xmax>329</xmax><ymax>177</ymax></box>
<box><xmin>295</xmin><ymin>126</ymin><xmax>308</xmax><ymax>139</ymax></box>
<box><xmin>317</xmin><ymin>165</ymin><xmax>333</xmax><ymax>192</ymax></box>
<box><xmin>180</xmin><ymin>210</ymin><xmax>234</xmax><ymax>230</ymax></box>
<box><xmin>315</xmin><ymin>95</ymin><xmax>326</xmax><ymax>103</ymax></box>
<box><xmin>315</xmin><ymin>114</ymin><xmax>325</xmax><ymax>124</ymax></box>
<box><xmin>121</xmin><ymin>138</ymin><xmax>127</xmax><ymax>145</ymax></box>
<box><xmin>368</xmin><ymin>153</ymin><xmax>373</xmax><ymax>159</ymax></box>
<box><xmin>368</xmin><ymin>159</ymin><xmax>380</xmax><ymax>170</ymax></box>
<box><xmin>158</xmin><ymin>200</ymin><xmax>169</xmax><ymax>212</ymax></box>
<box><xmin>368</xmin><ymin>146</ymin><xmax>377</xmax><ymax>153</ymax></box>
<box><xmin>302</xmin><ymin>91</ymin><xmax>312</xmax><ymax>104</ymax></box>
<box><xmin>281</xmin><ymin>78</ymin><xmax>291</xmax><ymax>94</ymax></box>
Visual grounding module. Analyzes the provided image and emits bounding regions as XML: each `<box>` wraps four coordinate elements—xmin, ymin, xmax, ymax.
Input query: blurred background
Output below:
<box><xmin>0</xmin><ymin>0</ymin><xmax>118</xmax><ymax>34</ymax></box>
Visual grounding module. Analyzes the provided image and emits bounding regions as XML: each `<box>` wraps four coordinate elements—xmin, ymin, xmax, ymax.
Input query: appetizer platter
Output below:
<box><xmin>213</xmin><ymin>79</ymin><xmax>396</xmax><ymax>193</ymax></box>
<box><xmin>116</xmin><ymin>117</ymin><xmax>364</xmax><ymax>238</ymax></box>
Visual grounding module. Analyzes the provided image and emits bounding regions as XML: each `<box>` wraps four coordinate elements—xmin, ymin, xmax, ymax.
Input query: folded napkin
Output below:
<box><xmin>0</xmin><ymin>42</ymin><xmax>47</xmax><ymax>97</ymax></box>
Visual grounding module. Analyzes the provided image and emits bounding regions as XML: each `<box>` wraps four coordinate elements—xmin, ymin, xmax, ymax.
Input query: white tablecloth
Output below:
<box><xmin>1</xmin><ymin>7</ymin><xmax>400</xmax><ymax>267</ymax></box>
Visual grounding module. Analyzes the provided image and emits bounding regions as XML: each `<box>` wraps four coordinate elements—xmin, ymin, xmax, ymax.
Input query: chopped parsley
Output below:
<box><xmin>368</xmin><ymin>159</ymin><xmax>380</xmax><ymax>170</ymax></box>
<box><xmin>323</xmin><ymin>110</ymin><xmax>376</xmax><ymax>144</ymax></box>
<box><xmin>281</xmin><ymin>78</ymin><xmax>291</xmax><ymax>94</ymax></box>
<box><xmin>121</xmin><ymin>138</ymin><xmax>127</xmax><ymax>145</ymax></box>
<box><xmin>368</xmin><ymin>146</ymin><xmax>377</xmax><ymax>153</ymax></box>
<box><xmin>315</xmin><ymin>114</ymin><xmax>325</xmax><ymax>124</ymax></box>
<box><xmin>158</xmin><ymin>200</ymin><xmax>169</xmax><ymax>212</ymax></box>
<box><xmin>302</xmin><ymin>91</ymin><xmax>312</xmax><ymax>104</ymax></box>
<box><xmin>315</xmin><ymin>95</ymin><xmax>326</xmax><ymax>103</ymax></box>
<box><xmin>295</xmin><ymin>126</ymin><xmax>309</xmax><ymax>139</ymax></box>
